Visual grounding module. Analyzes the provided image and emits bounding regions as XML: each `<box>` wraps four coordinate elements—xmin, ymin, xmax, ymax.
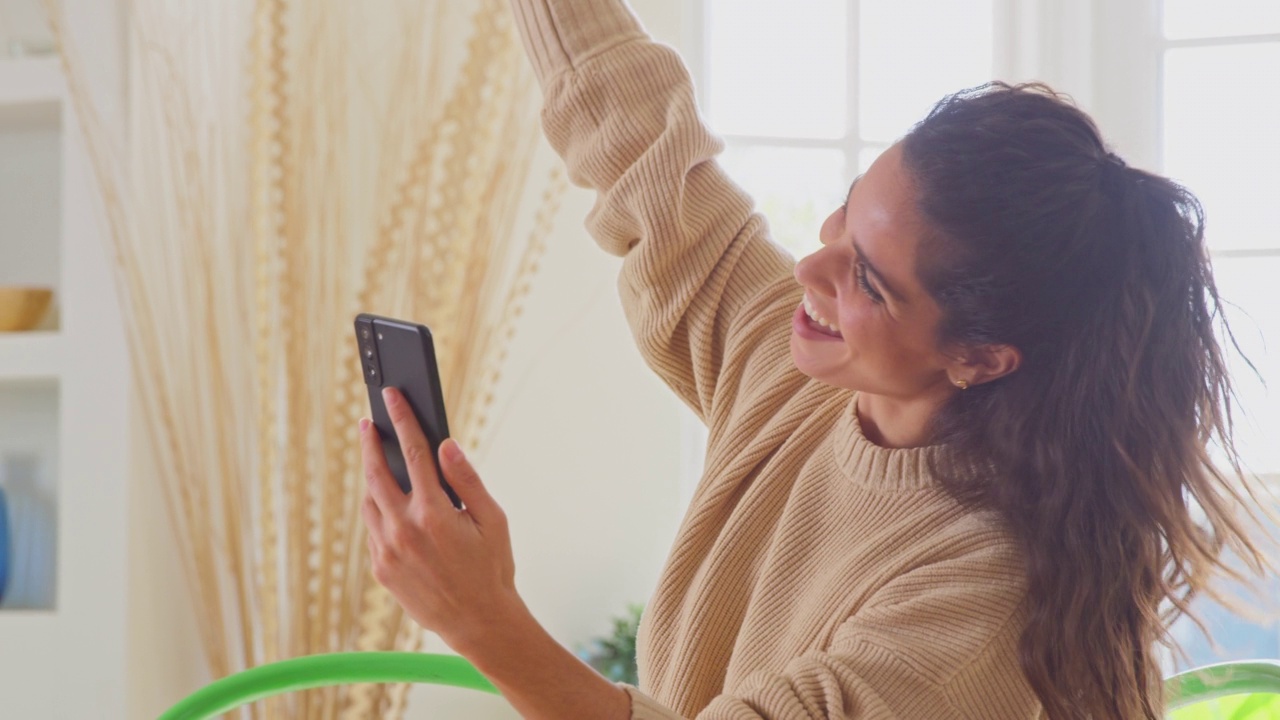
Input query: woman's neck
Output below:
<box><xmin>855</xmin><ymin>391</ymin><xmax>943</xmax><ymax>449</ymax></box>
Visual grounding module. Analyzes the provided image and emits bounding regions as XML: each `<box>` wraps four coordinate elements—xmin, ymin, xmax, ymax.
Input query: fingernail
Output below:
<box><xmin>359</xmin><ymin>417</ymin><xmax>370</xmax><ymax>433</ymax></box>
<box><xmin>382</xmin><ymin>387</ymin><xmax>397</xmax><ymax>406</ymax></box>
<box><xmin>444</xmin><ymin>439</ymin><xmax>464</xmax><ymax>462</ymax></box>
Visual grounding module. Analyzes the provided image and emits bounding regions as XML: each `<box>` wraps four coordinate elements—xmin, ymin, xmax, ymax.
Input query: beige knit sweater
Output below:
<box><xmin>510</xmin><ymin>1</ymin><xmax>1042</xmax><ymax>718</ymax></box>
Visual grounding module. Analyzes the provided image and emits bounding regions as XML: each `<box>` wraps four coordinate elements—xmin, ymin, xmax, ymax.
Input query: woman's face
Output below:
<box><xmin>789</xmin><ymin>143</ymin><xmax>958</xmax><ymax>400</ymax></box>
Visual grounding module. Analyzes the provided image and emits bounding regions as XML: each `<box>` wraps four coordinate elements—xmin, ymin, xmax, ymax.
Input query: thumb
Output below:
<box><xmin>439</xmin><ymin>438</ymin><xmax>502</xmax><ymax>524</ymax></box>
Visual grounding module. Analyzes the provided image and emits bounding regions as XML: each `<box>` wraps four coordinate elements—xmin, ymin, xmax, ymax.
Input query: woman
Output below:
<box><xmin>358</xmin><ymin>0</ymin><xmax>1279</xmax><ymax>718</ymax></box>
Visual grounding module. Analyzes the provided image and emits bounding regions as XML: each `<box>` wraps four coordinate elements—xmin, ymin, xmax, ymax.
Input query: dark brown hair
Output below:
<box><xmin>901</xmin><ymin>81</ymin><xmax>1279</xmax><ymax>719</ymax></box>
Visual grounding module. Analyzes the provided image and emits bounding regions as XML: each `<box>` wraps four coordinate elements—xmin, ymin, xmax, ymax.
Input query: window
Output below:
<box><xmin>1158</xmin><ymin>3</ymin><xmax>1280</xmax><ymax>476</ymax></box>
<box><xmin>1153</xmin><ymin>0</ymin><xmax>1280</xmax><ymax>670</ymax></box>
<box><xmin>699</xmin><ymin>0</ymin><xmax>993</xmax><ymax>258</ymax></box>
<box><xmin>693</xmin><ymin>0</ymin><xmax>1280</xmax><ymax>670</ymax></box>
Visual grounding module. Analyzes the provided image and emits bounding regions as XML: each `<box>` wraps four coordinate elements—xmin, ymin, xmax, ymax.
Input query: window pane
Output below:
<box><xmin>858</xmin><ymin>0</ymin><xmax>993</xmax><ymax>143</ymax></box>
<box><xmin>1163</xmin><ymin>0</ymin><xmax>1280</xmax><ymax>40</ymax></box>
<box><xmin>1179</xmin><ymin>258</ymin><xmax>1280</xmax><ymax>676</ymax></box>
<box><xmin>719</xmin><ymin>145</ymin><xmax>846</xmax><ymax>258</ymax></box>
<box><xmin>1209</xmin><ymin>257</ymin><xmax>1280</xmax><ymax>475</ymax></box>
<box><xmin>706</xmin><ymin>0</ymin><xmax>847</xmax><ymax>139</ymax></box>
<box><xmin>1167</xmin><ymin>511</ymin><xmax>1280</xmax><ymax>670</ymax></box>
<box><xmin>1164</xmin><ymin>44</ymin><xmax>1280</xmax><ymax>252</ymax></box>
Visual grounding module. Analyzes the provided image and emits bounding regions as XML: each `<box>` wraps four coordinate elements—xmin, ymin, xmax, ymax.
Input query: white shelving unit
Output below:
<box><xmin>0</xmin><ymin>0</ymin><xmax>131</xmax><ymax>716</ymax></box>
<box><xmin>0</xmin><ymin>48</ymin><xmax>63</xmax><ymax>613</ymax></box>
<box><xmin>0</xmin><ymin>54</ymin><xmax>60</xmax><ymax>105</ymax></box>
<box><xmin>0</xmin><ymin>331</ymin><xmax>62</xmax><ymax>379</ymax></box>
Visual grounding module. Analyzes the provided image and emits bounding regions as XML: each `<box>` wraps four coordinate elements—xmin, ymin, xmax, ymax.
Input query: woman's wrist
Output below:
<box><xmin>453</xmin><ymin>597</ymin><xmax>632</xmax><ymax>720</ymax></box>
<box><xmin>443</xmin><ymin>590</ymin><xmax>534</xmax><ymax>662</ymax></box>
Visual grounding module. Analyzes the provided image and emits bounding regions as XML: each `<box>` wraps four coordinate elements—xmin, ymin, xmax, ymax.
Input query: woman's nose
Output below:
<box><xmin>794</xmin><ymin>247</ymin><xmax>827</xmax><ymax>288</ymax></box>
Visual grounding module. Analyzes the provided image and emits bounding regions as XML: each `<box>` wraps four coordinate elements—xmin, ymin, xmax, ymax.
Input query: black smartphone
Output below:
<box><xmin>354</xmin><ymin>313</ymin><xmax>462</xmax><ymax>508</ymax></box>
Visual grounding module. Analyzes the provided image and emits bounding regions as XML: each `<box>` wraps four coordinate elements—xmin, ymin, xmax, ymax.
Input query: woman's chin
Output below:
<box><xmin>790</xmin><ymin>339</ymin><xmax>868</xmax><ymax>396</ymax></box>
<box><xmin>790</xmin><ymin>335</ymin><xmax>840</xmax><ymax>383</ymax></box>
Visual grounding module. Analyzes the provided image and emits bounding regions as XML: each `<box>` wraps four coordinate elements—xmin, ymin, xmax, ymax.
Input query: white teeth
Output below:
<box><xmin>803</xmin><ymin>295</ymin><xmax>840</xmax><ymax>333</ymax></box>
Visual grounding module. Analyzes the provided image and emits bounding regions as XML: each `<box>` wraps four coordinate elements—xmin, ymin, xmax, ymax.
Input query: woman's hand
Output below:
<box><xmin>359</xmin><ymin>386</ymin><xmax>523</xmax><ymax>654</ymax></box>
<box><xmin>360</xmin><ymin>386</ymin><xmax>631</xmax><ymax>720</ymax></box>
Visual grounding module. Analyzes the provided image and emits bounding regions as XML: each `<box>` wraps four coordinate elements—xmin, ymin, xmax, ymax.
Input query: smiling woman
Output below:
<box><xmin>349</xmin><ymin>1</ymin><xmax>1280</xmax><ymax>719</ymax></box>
<box><xmin>438</xmin><ymin>0</ymin><xmax>1052</xmax><ymax>718</ymax></box>
<box><xmin>707</xmin><ymin>0</ymin><xmax>1280</xmax><ymax>684</ymax></box>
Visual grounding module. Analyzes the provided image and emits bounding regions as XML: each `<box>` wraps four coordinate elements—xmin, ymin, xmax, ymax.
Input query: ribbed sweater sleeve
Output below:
<box><xmin>509</xmin><ymin>0</ymin><xmax>797</xmax><ymax>422</ymax></box>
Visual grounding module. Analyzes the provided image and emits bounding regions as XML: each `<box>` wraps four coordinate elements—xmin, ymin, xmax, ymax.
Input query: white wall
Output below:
<box><xmin>125</xmin><ymin>2</ymin><xmax>696</xmax><ymax>718</ymax></box>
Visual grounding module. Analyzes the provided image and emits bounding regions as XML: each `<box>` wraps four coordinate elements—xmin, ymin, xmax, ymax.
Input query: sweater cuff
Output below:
<box><xmin>619</xmin><ymin>683</ymin><xmax>686</xmax><ymax>720</ymax></box>
<box><xmin>509</xmin><ymin>0</ymin><xmax>649</xmax><ymax>85</ymax></box>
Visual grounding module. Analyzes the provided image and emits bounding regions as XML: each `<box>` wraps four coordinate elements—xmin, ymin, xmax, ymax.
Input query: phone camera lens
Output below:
<box><xmin>361</xmin><ymin>327</ymin><xmax>370</xmax><ymax>339</ymax></box>
<box><xmin>365</xmin><ymin>348</ymin><xmax>373</xmax><ymax>358</ymax></box>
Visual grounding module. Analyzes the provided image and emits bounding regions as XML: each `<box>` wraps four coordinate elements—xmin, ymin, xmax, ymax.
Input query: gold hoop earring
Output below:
<box><xmin>954</xmin><ymin>379</ymin><xmax>969</xmax><ymax>390</ymax></box>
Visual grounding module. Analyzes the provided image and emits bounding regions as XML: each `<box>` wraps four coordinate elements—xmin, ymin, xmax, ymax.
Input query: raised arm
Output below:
<box><xmin>511</xmin><ymin>0</ymin><xmax>798</xmax><ymax>423</ymax></box>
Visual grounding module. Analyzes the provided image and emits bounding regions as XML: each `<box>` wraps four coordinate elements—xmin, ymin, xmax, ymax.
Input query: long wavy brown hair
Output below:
<box><xmin>901</xmin><ymin>82</ymin><xmax>1280</xmax><ymax>719</ymax></box>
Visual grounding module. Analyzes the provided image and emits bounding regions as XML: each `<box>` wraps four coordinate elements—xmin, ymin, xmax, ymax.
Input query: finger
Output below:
<box><xmin>360</xmin><ymin>415</ymin><xmax>407</xmax><ymax>521</ymax></box>
<box><xmin>439</xmin><ymin>438</ymin><xmax>504</xmax><ymax>526</ymax></box>
<box><xmin>381</xmin><ymin>386</ymin><xmax>454</xmax><ymax>514</ymax></box>
<box><xmin>361</xmin><ymin>492</ymin><xmax>384</xmax><ymax>544</ymax></box>
<box><xmin>366</xmin><ymin>535</ymin><xmax>389</xmax><ymax>587</ymax></box>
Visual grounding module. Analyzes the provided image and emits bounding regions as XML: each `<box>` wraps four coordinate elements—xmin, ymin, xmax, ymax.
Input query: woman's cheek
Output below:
<box><xmin>837</xmin><ymin>298</ymin><xmax>862</xmax><ymax>340</ymax></box>
<box><xmin>841</xmin><ymin>292</ymin><xmax>884</xmax><ymax>341</ymax></box>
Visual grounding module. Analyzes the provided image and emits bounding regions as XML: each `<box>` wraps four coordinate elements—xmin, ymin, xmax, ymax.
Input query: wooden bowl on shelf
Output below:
<box><xmin>0</xmin><ymin>287</ymin><xmax>54</xmax><ymax>332</ymax></box>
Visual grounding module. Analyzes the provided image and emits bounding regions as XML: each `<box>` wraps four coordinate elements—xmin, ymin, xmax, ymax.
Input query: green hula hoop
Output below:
<box><xmin>156</xmin><ymin>652</ymin><xmax>500</xmax><ymax>720</ymax></box>
<box><xmin>1165</xmin><ymin>659</ymin><xmax>1280</xmax><ymax>711</ymax></box>
<box><xmin>158</xmin><ymin>651</ymin><xmax>1280</xmax><ymax>719</ymax></box>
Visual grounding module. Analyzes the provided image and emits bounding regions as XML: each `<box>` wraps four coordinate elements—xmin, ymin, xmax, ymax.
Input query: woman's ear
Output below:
<box><xmin>951</xmin><ymin>344</ymin><xmax>1022</xmax><ymax>387</ymax></box>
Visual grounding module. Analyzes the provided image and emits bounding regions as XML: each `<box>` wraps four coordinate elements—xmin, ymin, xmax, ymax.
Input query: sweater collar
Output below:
<box><xmin>831</xmin><ymin>392</ymin><xmax>940</xmax><ymax>492</ymax></box>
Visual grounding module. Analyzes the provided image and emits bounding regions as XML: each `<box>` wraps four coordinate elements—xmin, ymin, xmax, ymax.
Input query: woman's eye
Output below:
<box><xmin>854</xmin><ymin>260</ymin><xmax>884</xmax><ymax>304</ymax></box>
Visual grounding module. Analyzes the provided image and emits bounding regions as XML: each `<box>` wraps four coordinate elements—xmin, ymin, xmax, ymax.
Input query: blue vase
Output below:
<box><xmin>0</xmin><ymin>485</ymin><xmax>10</xmax><ymax>604</ymax></box>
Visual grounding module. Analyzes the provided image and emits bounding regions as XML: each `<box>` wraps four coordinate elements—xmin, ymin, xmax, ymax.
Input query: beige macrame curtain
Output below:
<box><xmin>45</xmin><ymin>0</ymin><xmax>564</xmax><ymax>717</ymax></box>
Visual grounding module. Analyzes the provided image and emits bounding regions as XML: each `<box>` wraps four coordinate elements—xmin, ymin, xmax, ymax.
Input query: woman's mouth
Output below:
<box><xmin>793</xmin><ymin>295</ymin><xmax>843</xmax><ymax>340</ymax></box>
